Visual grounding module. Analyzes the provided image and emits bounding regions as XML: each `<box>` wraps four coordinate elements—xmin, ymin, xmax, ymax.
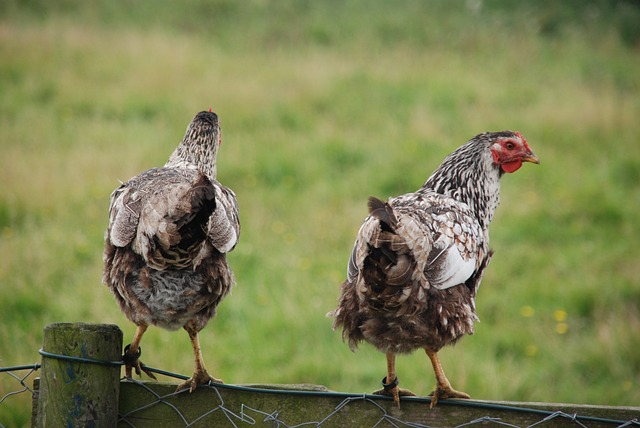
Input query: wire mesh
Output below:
<box><xmin>1</xmin><ymin>362</ymin><xmax>639</xmax><ymax>428</ymax></box>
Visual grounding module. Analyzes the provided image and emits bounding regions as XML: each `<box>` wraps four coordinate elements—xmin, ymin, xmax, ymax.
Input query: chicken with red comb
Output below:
<box><xmin>330</xmin><ymin>131</ymin><xmax>538</xmax><ymax>407</ymax></box>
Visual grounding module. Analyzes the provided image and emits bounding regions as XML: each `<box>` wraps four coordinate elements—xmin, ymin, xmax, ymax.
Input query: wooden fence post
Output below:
<box><xmin>35</xmin><ymin>322</ymin><xmax>123</xmax><ymax>428</ymax></box>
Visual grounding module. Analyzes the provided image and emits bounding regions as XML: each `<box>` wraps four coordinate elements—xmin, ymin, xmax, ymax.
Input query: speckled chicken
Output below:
<box><xmin>331</xmin><ymin>131</ymin><xmax>538</xmax><ymax>407</ymax></box>
<box><xmin>103</xmin><ymin>109</ymin><xmax>239</xmax><ymax>392</ymax></box>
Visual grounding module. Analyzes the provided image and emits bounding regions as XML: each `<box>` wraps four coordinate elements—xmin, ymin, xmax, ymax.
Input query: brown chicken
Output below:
<box><xmin>103</xmin><ymin>109</ymin><xmax>239</xmax><ymax>392</ymax></box>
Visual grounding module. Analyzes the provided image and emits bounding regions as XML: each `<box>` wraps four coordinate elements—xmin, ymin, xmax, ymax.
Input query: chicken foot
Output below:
<box><xmin>425</xmin><ymin>348</ymin><xmax>470</xmax><ymax>408</ymax></box>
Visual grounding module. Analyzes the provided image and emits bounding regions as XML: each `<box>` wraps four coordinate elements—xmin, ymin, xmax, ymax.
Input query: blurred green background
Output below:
<box><xmin>1</xmin><ymin>0</ymin><xmax>639</xmax><ymax>425</ymax></box>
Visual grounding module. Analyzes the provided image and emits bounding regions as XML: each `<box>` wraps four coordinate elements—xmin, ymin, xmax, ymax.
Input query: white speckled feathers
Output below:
<box><xmin>107</xmin><ymin>167</ymin><xmax>239</xmax><ymax>270</ymax></box>
<box><xmin>348</xmin><ymin>191</ymin><xmax>486</xmax><ymax>298</ymax></box>
<box><xmin>207</xmin><ymin>182</ymin><xmax>240</xmax><ymax>254</ymax></box>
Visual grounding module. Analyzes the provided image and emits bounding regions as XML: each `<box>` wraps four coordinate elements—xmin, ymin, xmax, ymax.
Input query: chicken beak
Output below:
<box><xmin>522</xmin><ymin>152</ymin><xmax>540</xmax><ymax>165</ymax></box>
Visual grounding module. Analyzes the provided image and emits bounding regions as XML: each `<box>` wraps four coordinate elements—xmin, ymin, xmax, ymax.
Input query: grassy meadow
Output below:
<box><xmin>1</xmin><ymin>1</ymin><xmax>639</xmax><ymax>425</ymax></box>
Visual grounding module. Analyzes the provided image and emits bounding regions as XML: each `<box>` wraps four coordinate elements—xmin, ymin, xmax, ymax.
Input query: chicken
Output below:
<box><xmin>331</xmin><ymin>131</ymin><xmax>538</xmax><ymax>407</ymax></box>
<box><xmin>103</xmin><ymin>109</ymin><xmax>239</xmax><ymax>392</ymax></box>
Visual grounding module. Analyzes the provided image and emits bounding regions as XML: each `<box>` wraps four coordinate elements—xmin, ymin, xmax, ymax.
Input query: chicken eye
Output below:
<box><xmin>505</xmin><ymin>141</ymin><xmax>515</xmax><ymax>150</ymax></box>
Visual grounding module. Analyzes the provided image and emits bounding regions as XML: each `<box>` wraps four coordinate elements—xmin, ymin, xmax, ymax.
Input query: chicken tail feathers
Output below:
<box><xmin>174</xmin><ymin>175</ymin><xmax>217</xmax><ymax>252</ymax></box>
<box><xmin>368</xmin><ymin>196</ymin><xmax>398</xmax><ymax>231</ymax></box>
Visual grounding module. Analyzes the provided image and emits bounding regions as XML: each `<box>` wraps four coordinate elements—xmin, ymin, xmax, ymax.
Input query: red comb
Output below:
<box><xmin>208</xmin><ymin>107</ymin><xmax>213</xmax><ymax>112</ymax></box>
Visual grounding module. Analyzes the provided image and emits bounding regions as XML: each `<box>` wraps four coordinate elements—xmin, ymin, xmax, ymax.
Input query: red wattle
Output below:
<box><xmin>501</xmin><ymin>160</ymin><xmax>522</xmax><ymax>173</ymax></box>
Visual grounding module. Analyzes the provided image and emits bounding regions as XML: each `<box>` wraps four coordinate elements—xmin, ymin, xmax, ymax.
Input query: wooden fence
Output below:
<box><xmin>32</xmin><ymin>323</ymin><xmax>640</xmax><ymax>427</ymax></box>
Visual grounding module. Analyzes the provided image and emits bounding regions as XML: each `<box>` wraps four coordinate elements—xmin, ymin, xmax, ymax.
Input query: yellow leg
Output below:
<box><xmin>372</xmin><ymin>352</ymin><xmax>416</xmax><ymax>408</ymax></box>
<box><xmin>176</xmin><ymin>327</ymin><xmax>223</xmax><ymax>393</ymax></box>
<box><xmin>425</xmin><ymin>348</ymin><xmax>470</xmax><ymax>408</ymax></box>
<box><xmin>384</xmin><ymin>352</ymin><xmax>400</xmax><ymax>407</ymax></box>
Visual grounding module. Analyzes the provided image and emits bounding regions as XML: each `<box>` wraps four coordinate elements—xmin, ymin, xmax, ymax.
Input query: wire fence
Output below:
<box><xmin>0</xmin><ymin>364</ymin><xmax>39</xmax><ymax>406</ymax></box>
<box><xmin>2</xmin><ymin>360</ymin><xmax>639</xmax><ymax>428</ymax></box>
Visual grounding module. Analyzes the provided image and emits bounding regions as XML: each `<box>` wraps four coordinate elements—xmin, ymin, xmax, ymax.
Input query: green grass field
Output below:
<box><xmin>1</xmin><ymin>1</ymin><xmax>639</xmax><ymax>425</ymax></box>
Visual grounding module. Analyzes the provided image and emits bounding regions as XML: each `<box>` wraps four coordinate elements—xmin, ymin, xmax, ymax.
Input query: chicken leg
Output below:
<box><xmin>123</xmin><ymin>324</ymin><xmax>157</xmax><ymax>380</ymax></box>
<box><xmin>176</xmin><ymin>326</ymin><xmax>222</xmax><ymax>392</ymax></box>
<box><xmin>425</xmin><ymin>348</ymin><xmax>470</xmax><ymax>408</ymax></box>
<box><xmin>372</xmin><ymin>352</ymin><xmax>416</xmax><ymax>407</ymax></box>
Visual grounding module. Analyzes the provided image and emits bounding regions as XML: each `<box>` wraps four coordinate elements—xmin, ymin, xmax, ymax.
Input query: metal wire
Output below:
<box><xmin>38</xmin><ymin>348</ymin><xmax>123</xmax><ymax>367</ymax></box>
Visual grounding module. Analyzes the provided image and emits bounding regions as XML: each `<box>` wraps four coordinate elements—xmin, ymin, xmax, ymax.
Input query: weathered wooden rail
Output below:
<box><xmin>32</xmin><ymin>323</ymin><xmax>640</xmax><ymax>427</ymax></box>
